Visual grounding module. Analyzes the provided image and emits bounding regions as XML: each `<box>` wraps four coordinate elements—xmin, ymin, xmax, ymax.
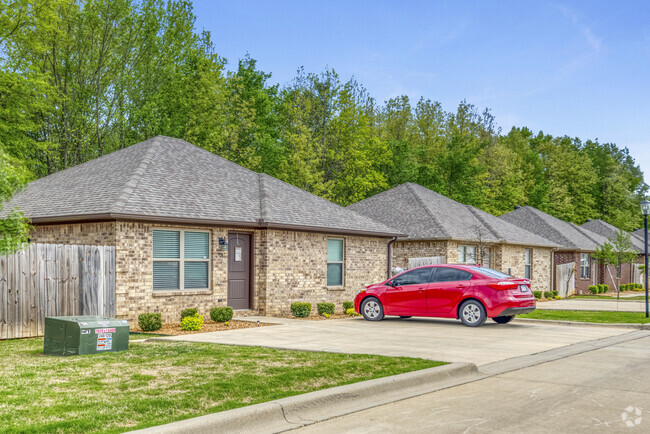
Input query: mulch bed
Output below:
<box><xmin>280</xmin><ymin>314</ymin><xmax>357</xmax><ymax>321</ymax></box>
<box><xmin>131</xmin><ymin>319</ymin><xmax>275</xmax><ymax>336</ymax></box>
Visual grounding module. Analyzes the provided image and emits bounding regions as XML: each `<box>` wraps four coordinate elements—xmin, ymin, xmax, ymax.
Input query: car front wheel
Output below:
<box><xmin>492</xmin><ymin>315</ymin><xmax>515</xmax><ymax>324</ymax></box>
<box><xmin>360</xmin><ymin>297</ymin><xmax>384</xmax><ymax>321</ymax></box>
<box><xmin>459</xmin><ymin>300</ymin><xmax>487</xmax><ymax>327</ymax></box>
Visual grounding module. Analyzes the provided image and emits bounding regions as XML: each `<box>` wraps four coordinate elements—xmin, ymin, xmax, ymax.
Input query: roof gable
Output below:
<box><xmin>581</xmin><ymin>219</ymin><xmax>645</xmax><ymax>253</ymax></box>
<box><xmin>500</xmin><ymin>206</ymin><xmax>608</xmax><ymax>251</ymax></box>
<box><xmin>348</xmin><ymin>183</ymin><xmax>558</xmax><ymax>247</ymax></box>
<box><xmin>5</xmin><ymin>136</ymin><xmax>400</xmax><ymax>237</ymax></box>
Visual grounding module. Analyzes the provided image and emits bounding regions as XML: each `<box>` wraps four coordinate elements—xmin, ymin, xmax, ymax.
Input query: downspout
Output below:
<box><xmin>387</xmin><ymin>237</ymin><xmax>398</xmax><ymax>279</ymax></box>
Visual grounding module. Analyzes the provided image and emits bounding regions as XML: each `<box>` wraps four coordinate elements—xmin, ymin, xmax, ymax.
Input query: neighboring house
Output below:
<box><xmin>347</xmin><ymin>183</ymin><xmax>559</xmax><ymax>291</ymax></box>
<box><xmin>633</xmin><ymin>228</ymin><xmax>646</xmax><ymax>245</ymax></box>
<box><xmin>500</xmin><ymin>206</ymin><xmax>609</xmax><ymax>295</ymax></box>
<box><xmin>581</xmin><ymin>219</ymin><xmax>645</xmax><ymax>287</ymax></box>
<box><xmin>5</xmin><ymin>136</ymin><xmax>401</xmax><ymax>322</ymax></box>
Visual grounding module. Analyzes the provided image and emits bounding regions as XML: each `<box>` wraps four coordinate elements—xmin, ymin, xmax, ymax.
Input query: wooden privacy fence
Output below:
<box><xmin>556</xmin><ymin>262</ymin><xmax>576</xmax><ymax>298</ymax></box>
<box><xmin>0</xmin><ymin>243</ymin><xmax>115</xmax><ymax>339</ymax></box>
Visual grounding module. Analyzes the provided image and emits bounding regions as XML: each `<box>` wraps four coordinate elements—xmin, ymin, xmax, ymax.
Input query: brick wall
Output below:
<box><xmin>262</xmin><ymin>230</ymin><xmax>388</xmax><ymax>316</ymax></box>
<box><xmin>114</xmin><ymin>221</ymin><xmax>259</xmax><ymax>322</ymax></box>
<box><xmin>391</xmin><ymin>239</ymin><xmax>553</xmax><ymax>291</ymax></box>
<box><xmin>30</xmin><ymin>222</ymin><xmax>116</xmax><ymax>245</ymax></box>
<box><xmin>31</xmin><ymin>220</ymin><xmax>389</xmax><ymax>322</ymax></box>
<box><xmin>497</xmin><ymin>245</ymin><xmax>553</xmax><ymax>292</ymax></box>
<box><xmin>391</xmin><ymin>240</ymin><xmax>448</xmax><ymax>269</ymax></box>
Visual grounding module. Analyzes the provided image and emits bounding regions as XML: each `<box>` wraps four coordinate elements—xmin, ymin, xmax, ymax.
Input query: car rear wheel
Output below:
<box><xmin>492</xmin><ymin>315</ymin><xmax>515</xmax><ymax>324</ymax></box>
<box><xmin>459</xmin><ymin>300</ymin><xmax>487</xmax><ymax>327</ymax></box>
<box><xmin>361</xmin><ymin>297</ymin><xmax>384</xmax><ymax>321</ymax></box>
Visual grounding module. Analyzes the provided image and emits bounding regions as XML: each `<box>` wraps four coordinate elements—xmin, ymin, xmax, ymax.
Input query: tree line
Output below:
<box><xmin>1</xmin><ymin>0</ymin><xmax>647</xmax><ymax>237</ymax></box>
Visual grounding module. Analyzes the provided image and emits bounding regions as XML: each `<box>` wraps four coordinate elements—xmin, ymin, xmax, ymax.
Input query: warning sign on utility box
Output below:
<box><xmin>96</xmin><ymin>333</ymin><xmax>113</xmax><ymax>351</ymax></box>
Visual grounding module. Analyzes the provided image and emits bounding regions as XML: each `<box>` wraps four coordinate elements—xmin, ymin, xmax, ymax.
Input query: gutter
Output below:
<box><xmin>29</xmin><ymin>213</ymin><xmax>404</xmax><ymax>238</ymax></box>
<box><xmin>387</xmin><ymin>236</ymin><xmax>398</xmax><ymax>279</ymax></box>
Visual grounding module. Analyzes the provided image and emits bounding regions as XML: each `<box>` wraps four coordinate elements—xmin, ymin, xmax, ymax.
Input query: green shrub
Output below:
<box><xmin>552</xmin><ymin>290</ymin><xmax>558</xmax><ymax>297</ymax></box>
<box><xmin>543</xmin><ymin>291</ymin><xmax>554</xmax><ymax>299</ymax></box>
<box><xmin>598</xmin><ymin>284</ymin><xmax>609</xmax><ymax>293</ymax></box>
<box><xmin>588</xmin><ymin>285</ymin><xmax>598</xmax><ymax>294</ymax></box>
<box><xmin>620</xmin><ymin>284</ymin><xmax>628</xmax><ymax>292</ymax></box>
<box><xmin>210</xmin><ymin>306</ymin><xmax>234</xmax><ymax>323</ymax></box>
<box><xmin>180</xmin><ymin>313</ymin><xmax>204</xmax><ymax>331</ymax></box>
<box><xmin>317</xmin><ymin>302</ymin><xmax>335</xmax><ymax>315</ymax></box>
<box><xmin>180</xmin><ymin>307</ymin><xmax>198</xmax><ymax>320</ymax></box>
<box><xmin>533</xmin><ymin>291</ymin><xmax>542</xmax><ymax>299</ymax></box>
<box><xmin>138</xmin><ymin>313</ymin><xmax>162</xmax><ymax>332</ymax></box>
<box><xmin>291</xmin><ymin>302</ymin><xmax>312</xmax><ymax>318</ymax></box>
<box><xmin>346</xmin><ymin>308</ymin><xmax>360</xmax><ymax>317</ymax></box>
<box><xmin>342</xmin><ymin>301</ymin><xmax>354</xmax><ymax>311</ymax></box>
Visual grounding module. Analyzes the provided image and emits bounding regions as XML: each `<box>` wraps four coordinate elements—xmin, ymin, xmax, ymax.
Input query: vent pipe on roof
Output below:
<box><xmin>514</xmin><ymin>205</ymin><xmax>522</xmax><ymax>210</ymax></box>
<box><xmin>586</xmin><ymin>219</ymin><xmax>592</xmax><ymax>223</ymax></box>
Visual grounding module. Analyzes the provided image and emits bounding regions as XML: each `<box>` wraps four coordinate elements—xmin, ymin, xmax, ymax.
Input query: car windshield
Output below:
<box><xmin>471</xmin><ymin>267</ymin><xmax>513</xmax><ymax>279</ymax></box>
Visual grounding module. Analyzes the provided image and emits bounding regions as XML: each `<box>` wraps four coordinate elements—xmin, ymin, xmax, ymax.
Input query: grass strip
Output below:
<box><xmin>521</xmin><ymin>310</ymin><xmax>650</xmax><ymax>324</ymax></box>
<box><xmin>0</xmin><ymin>338</ymin><xmax>444</xmax><ymax>433</ymax></box>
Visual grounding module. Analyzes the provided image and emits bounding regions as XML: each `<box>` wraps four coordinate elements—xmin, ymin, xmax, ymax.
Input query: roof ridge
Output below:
<box><xmin>526</xmin><ymin>207</ymin><xmax>576</xmax><ymax>249</ymax></box>
<box><xmin>110</xmin><ymin>138</ymin><xmax>159</xmax><ymax>213</ymax></box>
<box><xmin>465</xmin><ymin>206</ymin><xmax>501</xmax><ymax>241</ymax></box>
<box><xmin>258</xmin><ymin>173</ymin><xmax>271</xmax><ymax>222</ymax></box>
<box><xmin>571</xmin><ymin>223</ymin><xmax>604</xmax><ymax>246</ymax></box>
<box><xmin>404</xmin><ymin>183</ymin><xmax>449</xmax><ymax>238</ymax></box>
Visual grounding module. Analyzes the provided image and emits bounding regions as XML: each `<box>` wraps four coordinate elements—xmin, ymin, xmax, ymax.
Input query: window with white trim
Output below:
<box><xmin>458</xmin><ymin>245</ymin><xmax>476</xmax><ymax>264</ymax></box>
<box><xmin>153</xmin><ymin>229</ymin><xmax>210</xmax><ymax>290</ymax></box>
<box><xmin>327</xmin><ymin>238</ymin><xmax>344</xmax><ymax>286</ymax></box>
<box><xmin>525</xmin><ymin>249</ymin><xmax>532</xmax><ymax>279</ymax></box>
<box><xmin>580</xmin><ymin>253</ymin><xmax>590</xmax><ymax>279</ymax></box>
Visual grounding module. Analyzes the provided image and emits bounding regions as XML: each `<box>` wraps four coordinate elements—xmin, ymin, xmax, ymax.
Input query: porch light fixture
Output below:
<box><xmin>641</xmin><ymin>199</ymin><xmax>649</xmax><ymax>318</ymax></box>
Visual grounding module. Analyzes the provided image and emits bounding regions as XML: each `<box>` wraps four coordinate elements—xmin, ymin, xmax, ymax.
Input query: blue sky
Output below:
<box><xmin>193</xmin><ymin>0</ymin><xmax>650</xmax><ymax>187</ymax></box>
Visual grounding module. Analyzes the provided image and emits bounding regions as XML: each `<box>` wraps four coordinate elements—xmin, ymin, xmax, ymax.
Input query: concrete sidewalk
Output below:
<box><xmin>152</xmin><ymin>315</ymin><xmax>633</xmax><ymax>366</ymax></box>
<box><xmin>537</xmin><ymin>298</ymin><xmax>647</xmax><ymax>312</ymax></box>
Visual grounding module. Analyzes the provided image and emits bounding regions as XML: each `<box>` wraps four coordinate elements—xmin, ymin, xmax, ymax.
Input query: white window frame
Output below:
<box><xmin>525</xmin><ymin>248</ymin><xmax>532</xmax><ymax>279</ymax></box>
<box><xmin>458</xmin><ymin>245</ymin><xmax>477</xmax><ymax>264</ymax></box>
<box><xmin>327</xmin><ymin>237</ymin><xmax>345</xmax><ymax>287</ymax></box>
<box><xmin>580</xmin><ymin>253</ymin><xmax>590</xmax><ymax>279</ymax></box>
<box><xmin>153</xmin><ymin>229</ymin><xmax>211</xmax><ymax>291</ymax></box>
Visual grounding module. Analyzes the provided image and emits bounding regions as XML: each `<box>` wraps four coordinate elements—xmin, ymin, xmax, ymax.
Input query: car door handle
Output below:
<box><xmin>456</xmin><ymin>285</ymin><xmax>467</xmax><ymax>289</ymax></box>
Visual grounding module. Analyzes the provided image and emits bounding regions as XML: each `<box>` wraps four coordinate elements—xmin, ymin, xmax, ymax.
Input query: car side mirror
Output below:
<box><xmin>387</xmin><ymin>280</ymin><xmax>395</xmax><ymax>287</ymax></box>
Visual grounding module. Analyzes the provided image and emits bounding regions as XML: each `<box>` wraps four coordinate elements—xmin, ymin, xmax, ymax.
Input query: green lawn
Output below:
<box><xmin>520</xmin><ymin>310</ymin><xmax>650</xmax><ymax>324</ymax></box>
<box><xmin>569</xmin><ymin>295</ymin><xmax>647</xmax><ymax>301</ymax></box>
<box><xmin>0</xmin><ymin>338</ymin><xmax>444</xmax><ymax>433</ymax></box>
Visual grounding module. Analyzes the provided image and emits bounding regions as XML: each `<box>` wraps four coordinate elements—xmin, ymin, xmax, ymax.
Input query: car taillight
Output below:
<box><xmin>488</xmin><ymin>281</ymin><xmax>520</xmax><ymax>290</ymax></box>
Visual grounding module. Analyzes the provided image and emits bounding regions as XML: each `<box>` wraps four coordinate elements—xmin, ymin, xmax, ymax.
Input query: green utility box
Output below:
<box><xmin>44</xmin><ymin>316</ymin><xmax>130</xmax><ymax>356</ymax></box>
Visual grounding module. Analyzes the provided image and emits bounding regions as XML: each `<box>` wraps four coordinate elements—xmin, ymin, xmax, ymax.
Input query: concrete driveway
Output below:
<box><xmin>156</xmin><ymin>316</ymin><xmax>634</xmax><ymax>366</ymax></box>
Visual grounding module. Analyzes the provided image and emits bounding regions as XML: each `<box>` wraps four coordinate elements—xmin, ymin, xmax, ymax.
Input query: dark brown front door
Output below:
<box><xmin>228</xmin><ymin>233</ymin><xmax>251</xmax><ymax>309</ymax></box>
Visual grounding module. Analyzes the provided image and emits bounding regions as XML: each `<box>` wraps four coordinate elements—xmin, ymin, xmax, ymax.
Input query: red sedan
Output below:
<box><xmin>354</xmin><ymin>265</ymin><xmax>535</xmax><ymax>327</ymax></box>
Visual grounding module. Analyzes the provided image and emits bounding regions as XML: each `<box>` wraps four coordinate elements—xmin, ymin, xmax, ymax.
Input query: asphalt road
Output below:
<box><xmin>291</xmin><ymin>333</ymin><xmax>650</xmax><ymax>433</ymax></box>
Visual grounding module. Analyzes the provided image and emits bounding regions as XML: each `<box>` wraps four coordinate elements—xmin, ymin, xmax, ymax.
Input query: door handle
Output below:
<box><xmin>456</xmin><ymin>285</ymin><xmax>467</xmax><ymax>289</ymax></box>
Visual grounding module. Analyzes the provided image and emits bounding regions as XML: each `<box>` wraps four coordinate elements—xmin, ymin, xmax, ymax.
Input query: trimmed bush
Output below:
<box><xmin>346</xmin><ymin>308</ymin><xmax>360</xmax><ymax>317</ymax></box>
<box><xmin>552</xmin><ymin>290</ymin><xmax>558</xmax><ymax>297</ymax></box>
<box><xmin>210</xmin><ymin>306</ymin><xmax>234</xmax><ymax>323</ymax></box>
<box><xmin>138</xmin><ymin>313</ymin><xmax>162</xmax><ymax>332</ymax></box>
<box><xmin>620</xmin><ymin>284</ymin><xmax>628</xmax><ymax>292</ymax></box>
<box><xmin>543</xmin><ymin>291</ymin><xmax>554</xmax><ymax>299</ymax></box>
<box><xmin>342</xmin><ymin>301</ymin><xmax>354</xmax><ymax>311</ymax></box>
<box><xmin>180</xmin><ymin>307</ymin><xmax>198</xmax><ymax>320</ymax></box>
<box><xmin>291</xmin><ymin>302</ymin><xmax>312</xmax><ymax>318</ymax></box>
<box><xmin>317</xmin><ymin>302</ymin><xmax>335</xmax><ymax>315</ymax></box>
<box><xmin>533</xmin><ymin>291</ymin><xmax>542</xmax><ymax>299</ymax></box>
<box><xmin>180</xmin><ymin>313</ymin><xmax>204</xmax><ymax>331</ymax></box>
<box><xmin>588</xmin><ymin>285</ymin><xmax>598</xmax><ymax>294</ymax></box>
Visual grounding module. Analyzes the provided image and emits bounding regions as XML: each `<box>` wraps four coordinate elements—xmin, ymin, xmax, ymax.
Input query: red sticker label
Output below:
<box><xmin>95</xmin><ymin>328</ymin><xmax>116</xmax><ymax>334</ymax></box>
